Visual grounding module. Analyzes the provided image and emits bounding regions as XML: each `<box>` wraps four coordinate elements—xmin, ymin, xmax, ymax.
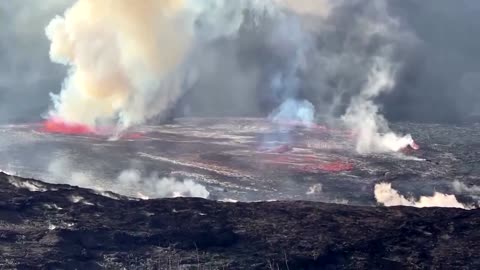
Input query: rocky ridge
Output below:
<box><xmin>0</xmin><ymin>172</ymin><xmax>479</xmax><ymax>269</ymax></box>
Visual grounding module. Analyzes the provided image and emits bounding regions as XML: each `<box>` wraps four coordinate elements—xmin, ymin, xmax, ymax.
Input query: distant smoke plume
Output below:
<box><xmin>375</xmin><ymin>182</ymin><xmax>472</xmax><ymax>209</ymax></box>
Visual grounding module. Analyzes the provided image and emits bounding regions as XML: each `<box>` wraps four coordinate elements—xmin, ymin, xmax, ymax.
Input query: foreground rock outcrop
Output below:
<box><xmin>0</xmin><ymin>172</ymin><xmax>479</xmax><ymax>269</ymax></box>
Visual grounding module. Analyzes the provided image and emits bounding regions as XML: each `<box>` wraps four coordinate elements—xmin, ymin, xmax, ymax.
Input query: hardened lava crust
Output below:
<box><xmin>0</xmin><ymin>172</ymin><xmax>479</xmax><ymax>269</ymax></box>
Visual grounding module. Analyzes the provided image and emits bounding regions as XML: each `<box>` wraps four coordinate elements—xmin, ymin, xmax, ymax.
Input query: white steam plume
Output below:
<box><xmin>47</xmin><ymin>156</ymin><xmax>97</xmax><ymax>187</ymax></box>
<box><xmin>340</xmin><ymin>0</ymin><xmax>416</xmax><ymax>154</ymax></box>
<box><xmin>374</xmin><ymin>183</ymin><xmax>472</xmax><ymax>210</ymax></box>
<box><xmin>117</xmin><ymin>169</ymin><xmax>209</xmax><ymax>199</ymax></box>
<box><xmin>47</xmin><ymin>157</ymin><xmax>209</xmax><ymax>199</ymax></box>
<box><xmin>342</xmin><ymin>57</ymin><xmax>416</xmax><ymax>153</ymax></box>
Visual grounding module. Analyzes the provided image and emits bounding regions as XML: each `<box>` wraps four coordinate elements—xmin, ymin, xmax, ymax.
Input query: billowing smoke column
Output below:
<box><xmin>45</xmin><ymin>0</ymin><xmax>418</xmax><ymax>153</ymax></box>
<box><xmin>45</xmin><ymin>0</ymin><xmax>191</xmax><ymax>128</ymax></box>
<box><xmin>44</xmin><ymin>0</ymin><xmax>279</xmax><ymax>129</ymax></box>
<box><xmin>338</xmin><ymin>0</ymin><xmax>419</xmax><ymax>153</ymax></box>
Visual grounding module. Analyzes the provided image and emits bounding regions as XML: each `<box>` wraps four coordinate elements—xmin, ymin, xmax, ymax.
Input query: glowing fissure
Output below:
<box><xmin>41</xmin><ymin>117</ymin><xmax>145</xmax><ymax>139</ymax></box>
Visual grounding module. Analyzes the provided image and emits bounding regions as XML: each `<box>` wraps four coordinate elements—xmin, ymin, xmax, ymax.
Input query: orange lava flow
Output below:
<box><xmin>42</xmin><ymin>118</ymin><xmax>94</xmax><ymax>135</ymax></box>
<box><xmin>121</xmin><ymin>133</ymin><xmax>145</xmax><ymax>140</ymax></box>
<box><xmin>41</xmin><ymin>118</ymin><xmax>145</xmax><ymax>139</ymax></box>
<box><xmin>263</xmin><ymin>153</ymin><xmax>354</xmax><ymax>173</ymax></box>
<box><xmin>318</xmin><ymin>162</ymin><xmax>354</xmax><ymax>172</ymax></box>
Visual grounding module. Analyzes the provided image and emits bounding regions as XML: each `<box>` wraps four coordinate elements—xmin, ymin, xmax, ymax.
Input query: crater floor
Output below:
<box><xmin>0</xmin><ymin>118</ymin><xmax>478</xmax><ymax>205</ymax></box>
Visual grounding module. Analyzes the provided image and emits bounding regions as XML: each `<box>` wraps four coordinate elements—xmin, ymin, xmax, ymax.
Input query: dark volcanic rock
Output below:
<box><xmin>0</xmin><ymin>172</ymin><xmax>479</xmax><ymax>269</ymax></box>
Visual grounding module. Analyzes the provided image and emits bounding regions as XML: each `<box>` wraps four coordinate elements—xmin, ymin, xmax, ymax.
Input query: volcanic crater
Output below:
<box><xmin>0</xmin><ymin>118</ymin><xmax>478</xmax><ymax>205</ymax></box>
<box><xmin>0</xmin><ymin>118</ymin><xmax>479</xmax><ymax>269</ymax></box>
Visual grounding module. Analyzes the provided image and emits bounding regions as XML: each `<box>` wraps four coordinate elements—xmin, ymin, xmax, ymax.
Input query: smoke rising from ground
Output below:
<box><xmin>375</xmin><ymin>183</ymin><xmax>472</xmax><ymax>210</ymax></box>
<box><xmin>47</xmin><ymin>156</ymin><xmax>96</xmax><ymax>187</ymax></box>
<box><xmin>117</xmin><ymin>169</ymin><xmax>209</xmax><ymax>199</ymax></box>
<box><xmin>47</xmin><ymin>157</ymin><xmax>209</xmax><ymax>199</ymax></box>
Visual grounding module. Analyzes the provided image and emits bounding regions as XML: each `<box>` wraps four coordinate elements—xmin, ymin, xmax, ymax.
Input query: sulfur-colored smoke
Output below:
<box><xmin>46</xmin><ymin>0</ymin><xmax>190</xmax><ymax>127</ymax></box>
<box><xmin>45</xmin><ymin>0</ymin><xmax>283</xmax><ymax>129</ymax></box>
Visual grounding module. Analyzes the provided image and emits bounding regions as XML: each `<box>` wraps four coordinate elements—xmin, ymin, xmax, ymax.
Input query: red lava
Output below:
<box><xmin>42</xmin><ymin>118</ymin><xmax>93</xmax><ymax>135</ymax></box>
<box><xmin>121</xmin><ymin>133</ymin><xmax>145</xmax><ymax>140</ymax></box>
<box><xmin>40</xmin><ymin>118</ymin><xmax>145</xmax><ymax>139</ymax></box>
<box><xmin>299</xmin><ymin>161</ymin><xmax>354</xmax><ymax>173</ymax></box>
<box><xmin>410</xmin><ymin>140</ymin><xmax>420</xmax><ymax>150</ymax></box>
<box><xmin>263</xmin><ymin>153</ymin><xmax>354</xmax><ymax>173</ymax></box>
<box><xmin>318</xmin><ymin>162</ymin><xmax>354</xmax><ymax>172</ymax></box>
<box><xmin>399</xmin><ymin>140</ymin><xmax>420</xmax><ymax>153</ymax></box>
